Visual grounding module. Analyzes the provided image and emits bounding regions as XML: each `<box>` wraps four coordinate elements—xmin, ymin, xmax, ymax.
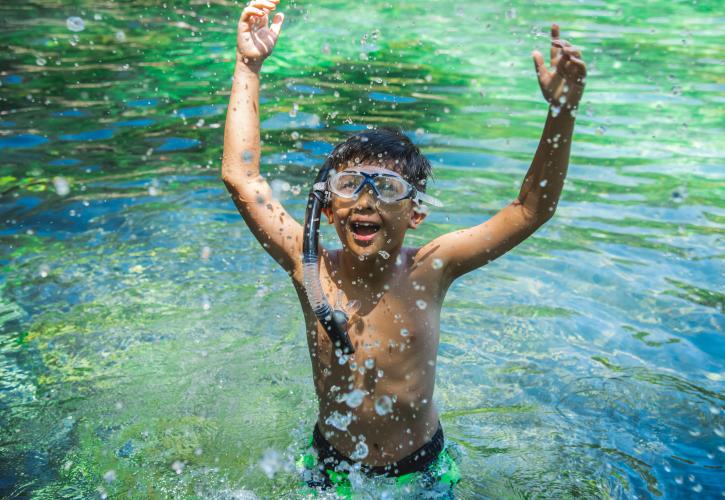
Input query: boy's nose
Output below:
<box><xmin>355</xmin><ymin>187</ymin><xmax>377</xmax><ymax>209</ymax></box>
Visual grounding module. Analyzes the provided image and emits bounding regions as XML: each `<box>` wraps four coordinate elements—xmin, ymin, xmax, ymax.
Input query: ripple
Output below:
<box><xmin>0</xmin><ymin>134</ymin><xmax>48</xmax><ymax>149</ymax></box>
<box><xmin>59</xmin><ymin>129</ymin><xmax>114</xmax><ymax>141</ymax></box>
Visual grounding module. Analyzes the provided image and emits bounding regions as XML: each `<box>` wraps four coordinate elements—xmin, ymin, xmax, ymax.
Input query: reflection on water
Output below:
<box><xmin>1</xmin><ymin>0</ymin><xmax>723</xmax><ymax>498</ymax></box>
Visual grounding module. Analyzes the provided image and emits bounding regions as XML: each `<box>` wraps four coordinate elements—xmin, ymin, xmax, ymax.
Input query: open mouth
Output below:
<box><xmin>350</xmin><ymin>221</ymin><xmax>381</xmax><ymax>242</ymax></box>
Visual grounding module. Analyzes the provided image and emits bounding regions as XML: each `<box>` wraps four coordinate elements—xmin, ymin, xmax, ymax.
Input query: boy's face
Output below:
<box><xmin>322</xmin><ymin>164</ymin><xmax>427</xmax><ymax>259</ymax></box>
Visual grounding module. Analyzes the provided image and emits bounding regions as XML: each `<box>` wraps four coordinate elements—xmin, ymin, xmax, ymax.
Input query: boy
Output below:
<box><xmin>221</xmin><ymin>0</ymin><xmax>586</xmax><ymax>495</ymax></box>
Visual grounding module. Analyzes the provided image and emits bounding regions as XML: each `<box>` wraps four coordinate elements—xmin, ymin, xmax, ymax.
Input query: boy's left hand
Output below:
<box><xmin>532</xmin><ymin>24</ymin><xmax>587</xmax><ymax>113</ymax></box>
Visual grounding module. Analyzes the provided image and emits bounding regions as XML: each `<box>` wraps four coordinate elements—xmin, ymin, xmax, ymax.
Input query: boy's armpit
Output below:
<box><xmin>423</xmin><ymin>200</ymin><xmax>545</xmax><ymax>283</ymax></box>
<box><xmin>224</xmin><ymin>176</ymin><xmax>304</xmax><ymax>275</ymax></box>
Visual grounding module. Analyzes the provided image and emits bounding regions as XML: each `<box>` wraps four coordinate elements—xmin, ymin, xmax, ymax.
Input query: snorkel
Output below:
<box><xmin>302</xmin><ymin>157</ymin><xmax>443</xmax><ymax>355</ymax></box>
<box><xmin>303</xmin><ymin>160</ymin><xmax>356</xmax><ymax>354</ymax></box>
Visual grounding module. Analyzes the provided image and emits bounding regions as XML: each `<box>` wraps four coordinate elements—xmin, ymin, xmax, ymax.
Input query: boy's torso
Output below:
<box><xmin>291</xmin><ymin>246</ymin><xmax>451</xmax><ymax>466</ymax></box>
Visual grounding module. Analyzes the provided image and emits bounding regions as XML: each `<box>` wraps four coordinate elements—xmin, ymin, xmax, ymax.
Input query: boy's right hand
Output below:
<box><xmin>237</xmin><ymin>0</ymin><xmax>284</xmax><ymax>70</ymax></box>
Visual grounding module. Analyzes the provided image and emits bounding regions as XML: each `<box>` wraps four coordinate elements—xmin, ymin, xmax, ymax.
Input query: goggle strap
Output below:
<box><xmin>415</xmin><ymin>191</ymin><xmax>444</xmax><ymax>207</ymax></box>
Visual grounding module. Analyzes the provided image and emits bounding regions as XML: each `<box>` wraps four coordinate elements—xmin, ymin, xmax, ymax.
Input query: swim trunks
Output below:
<box><xmin>296</xmin><ymin>421</ymin><xmax>460</xmax><ymax>498</ymax></box>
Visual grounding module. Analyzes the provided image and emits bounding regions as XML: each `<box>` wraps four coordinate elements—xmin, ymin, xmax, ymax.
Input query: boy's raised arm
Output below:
<box><xmin>425</xmin><ymin>24</ymin><xmax>587</xmax><ymax>283</ymax></box>
<box><xmin>221</xmin><ymin>1</ymin><xmax>303</xmax><ymax>276</ymax></box>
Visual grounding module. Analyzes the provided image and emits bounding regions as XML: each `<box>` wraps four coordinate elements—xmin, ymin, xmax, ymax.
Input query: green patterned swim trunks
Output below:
<box><xmin>296</xmin><ymin>422</ymin><xmax>461</xmax><ymax>498</ymax></box>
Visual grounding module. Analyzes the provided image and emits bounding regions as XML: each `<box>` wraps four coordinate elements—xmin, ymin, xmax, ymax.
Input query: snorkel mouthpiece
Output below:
<box><xmin>303</xmin><ymin>163</ymin><xmax>355</xmax><ymax>354</ymax></box>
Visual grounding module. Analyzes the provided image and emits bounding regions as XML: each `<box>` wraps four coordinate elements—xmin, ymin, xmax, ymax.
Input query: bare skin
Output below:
<box><xmin>221</xmin><ymin>2</ymin><xmax>586</xmax><ymax>466</ymax></box>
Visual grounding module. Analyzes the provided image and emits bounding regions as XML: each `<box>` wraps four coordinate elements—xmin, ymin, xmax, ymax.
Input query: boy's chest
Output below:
<box><xmin>310</xmin><ymin>264</ymin><xmax>443</xmax><ymax>362</ymax></box>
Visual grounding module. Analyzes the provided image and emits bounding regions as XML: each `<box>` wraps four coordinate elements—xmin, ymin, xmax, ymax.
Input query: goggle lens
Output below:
<box><xmin>330</xmin><ymin>172</ymin><xmax>410</xmax><ymax>202</ymax></box>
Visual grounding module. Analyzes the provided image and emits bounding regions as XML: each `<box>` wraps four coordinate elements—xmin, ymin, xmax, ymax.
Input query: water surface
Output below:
<box><xmin>0</xmin><ymin>0</ymin><xmax>723</xmax><ymax>498</ymax></box>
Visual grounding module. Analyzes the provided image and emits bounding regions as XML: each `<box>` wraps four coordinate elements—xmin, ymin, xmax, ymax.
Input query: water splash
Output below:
<box><xmin>375</xmin><ymin>395</ymin><xmax>392</xmax><ymax>415</ymax></box>
<box><xmin>341</xmin><ymin>389</ymin><xmax>365</xmax><ymax>408</ymax></box>
<box><xmin>325</xmin><ymin>411</ymin><xmax>352</xmax><ymax>431</ymax></box>
<box><xmin>66</xmin><ymin>16</ymin><xmax>85</xmax><ymax>32</ymax></box>
<box><xmin>52</xmin><ymin>177</ymin><xmax>70</xmax><ymax>196</ymax></box>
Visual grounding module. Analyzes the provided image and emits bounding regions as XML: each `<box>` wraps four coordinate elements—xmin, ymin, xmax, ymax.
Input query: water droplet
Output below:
<box><xmin>400</xmin><ymin>328</ymin><xmax>409</xmax><ymax>337</ymax></box>
<box><xmin>364</xmin><ymin>358</ymin><xmax>375</xmax><ymax>369</ymax></box>
<box><xmin>539</xmin><ymin>179</ymin><xmax>548</xmax><ymax>187</ymax></box>
<box><xmin>671</xmin><ymin>188</ymin><xmax>687</xmax><ymax>203</ymax></box>
<box><xmin>39</xmin><ymin>264</ymin><xmax>50</xmax><ymax>278</ymax></box>
<box><xmin>558</xmin><ymin>95</ymin><xmax>567</xmax><ymax>104</ymax></box>
<box><xmin>416</xmin><ymin>300</ymin><xmax>427</xmax><ymax>310</ymax></box>
<box><xmin>200</xmin><ymin>246</ymin><xmax>211</xmax><ymax>261</ymax></box>
<box><xmin>343</xmin><ymin>389</ymin><xmax>365</xmax><ymax>408</ymax></box>
<box><xmin>270</xmin><ymin>179</ymin><xmax>291</xmax><ymax>200</ymax></box>
<box><xmin>550</xmin><ymin>105</ymin><xmax>561</xmax><ymax>118</ymax></box>
<box><xmin>148</xmin><ymin>185</ymin><xmax>159</xmax><ymax>196</ymax></box>
<box><xmin>325</xmin><ymin>410</ymin><xmax>352</xmax><ymax>431</ymax></box>
<box><xmin>344</xmin><ymin>299</ymin><xmax>360</xmax><ymax>316</ymax></box>
<box><xmin>432</xmin><ymin>258</ymin><xmax>443</xmax><ymax>269</ymax></box>
<box><xmin>115</xmin><ymin>31</ymin><xmax>126</xmax><ymax>42</ymax></box>
<box><xmin>103</xmin><ymin>470</ymin><xmax>117</xmax><ymax>482</ymax></box>
<box><xmin>36</xmin><ymin>57</ymin><xmax>47</xmax><ymax>66</ymax></box>
<box><xmin>291</xmin><ymin>131</ymin><xmax>300</xmax><ymax>140</ymax></box>
<box><xmin>53</xmin><ymin>177</ymin><xmax>70</xmax><ymax>196</ymax></box>
<box><xmin>377</xmin><ymin>369</ymin><xmax>384</xmax><ymax>378</ymax></box>
<box><xmin>242</xmin><ymin>150</ymin><xmax>254</xmax><ymax>163</ymax></box>
<box><xmin>595</xmin><ymin>126</ymin><xmax>606</xmax><ymax>135</ymax></box>
<box><xmin>66</xmin><ymin>16</ymin><xmax>85</xmax><ymax>32</ymax></box>
<box><xmin>395</xmin><ymin>254</ymin><xmax>403</xmax><ymax>266</ymax></box>
<box><xmin>259</xmin><ymin>448</ymin><xmax>282</xmax><ymax>478</ymax></box>
<box><xmin>289</xmin><ymin>103</ymin><xmax>299</xmax><ymax>118</ymax></box>
<box><xmin>171</xmin><ymin>460</ymin><xmax>184</xmax><ymax>474</ymax></box>
<box><xmin>201</xmin><ymin>295</ymin><xmax>211</xmax><ymax>311</ymax></box>
<box><xmin>350</xmin><ymin>440</ymin><xmax>368</xmax><ymax>460</ymax></box>
<box><xmin>692</xmin><ymin>484</ymin><xmax>702</xmax><ymax>493</ymax></box>
<box><xmin>377</xmin><ymin>250</ymin><xmax>390</xmax><ymax>260</ymax></box>
<box><xmin>375</xmin><ymin>395</ymin><xmax>392</xmax><ymax>415</ymax></box>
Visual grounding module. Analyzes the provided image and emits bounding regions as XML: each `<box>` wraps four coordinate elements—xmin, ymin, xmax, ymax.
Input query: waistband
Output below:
<box><xmin>312</xmin><ymin>422</ymin><xmax>444</xmax><ymax>477</ymax></box>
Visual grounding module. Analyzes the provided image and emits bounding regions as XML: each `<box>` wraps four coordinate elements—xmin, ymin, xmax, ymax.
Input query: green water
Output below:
<box><xmin>0</xmin><ymin>0</ymin><xmax>723</xmax><ymax>498</ymax></box>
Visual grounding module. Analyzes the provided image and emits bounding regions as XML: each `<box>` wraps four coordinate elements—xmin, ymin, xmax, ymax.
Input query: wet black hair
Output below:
<box><xmin>324</xmin><ymin>127</ymin><xmax>432</xmax><ymax>191</ymax></box>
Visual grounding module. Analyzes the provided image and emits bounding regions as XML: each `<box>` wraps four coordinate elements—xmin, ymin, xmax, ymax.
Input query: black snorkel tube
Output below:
<box><xmin>303</xmin><ymin>162</ymin><xmax>355</xmax><ymax>354</ymax></box>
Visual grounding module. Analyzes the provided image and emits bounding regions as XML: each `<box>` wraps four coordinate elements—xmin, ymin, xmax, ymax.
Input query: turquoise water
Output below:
<box><xmin>1</xmin><ymin>0</ymin><xmax>723</xmax><ymax>497</ymax></box>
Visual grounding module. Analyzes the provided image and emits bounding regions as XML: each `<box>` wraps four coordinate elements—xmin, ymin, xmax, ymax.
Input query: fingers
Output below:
<box><xmin>241</xmin><ymin>0</ymin><xmax>279</xmax><ymax>25</ymax></box>
<box><xmin>550</xmin><ymin>23</ymin><xmax>560</xmax><ymax>63</ymax></box>
<box><xmin>242</xmin><ymin>6</ymin><xmax>266</xmax><ymax>24</ymax></box>
<box><xmin>532</xmin><ymin>50</ymin><xmax>547</xmax><ymax>80</ymax></box>
<box><xmin>553</xmin><ymin>40</ymin><xmax>582</xmax><ymax>59</ymax></box>
<box><xmin>270</xmin><ymin>12</ymin><xmax>285</xmax><ymax>38</ymax></box>
<box><xmin>551</xmin><ymin>23</ymin><xmax>560</xmax><ymax>40</ymax></box>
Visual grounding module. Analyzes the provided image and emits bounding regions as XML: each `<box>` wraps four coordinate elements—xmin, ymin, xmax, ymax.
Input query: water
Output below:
<box><xmin>1</xmin><ymin>0</ymin><xmax>723</xmax><ymax>497</ymax></box>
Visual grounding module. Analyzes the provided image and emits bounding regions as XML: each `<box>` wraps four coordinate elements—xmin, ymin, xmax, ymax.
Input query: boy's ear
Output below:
<box><xmin>321</xmin><ymin>207</ymin><xmax>334</xmax><ymax>224</ymax></box>
<box><xmin>408</xmin><ymin>207</ymin><xmax>427</xmax><ymax>229</ymax></box>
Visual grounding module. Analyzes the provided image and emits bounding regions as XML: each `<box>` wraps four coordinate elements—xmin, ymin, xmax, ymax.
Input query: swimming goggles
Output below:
<box><xmin>313</xmin><ymin>168</ymin><xmax>443</xmax><ymax>207</ymax></box>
